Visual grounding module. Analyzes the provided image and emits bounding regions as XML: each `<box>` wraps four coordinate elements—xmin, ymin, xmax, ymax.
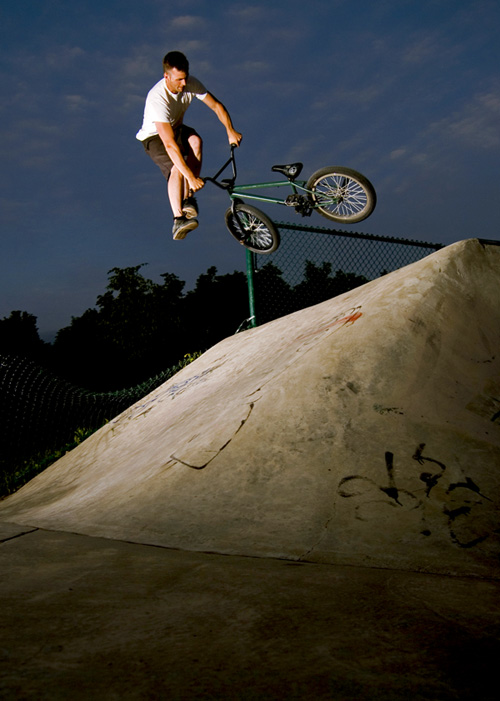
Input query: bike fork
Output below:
<box><xmin>230</xmin><ymin>198</ymin><xmax>247</xmax><ymax>238</ymax></box>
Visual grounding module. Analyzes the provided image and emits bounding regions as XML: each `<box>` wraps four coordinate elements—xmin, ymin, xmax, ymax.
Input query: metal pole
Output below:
<box><xmin>245</xmin><ymin>249</ymin><xmax>257</xmax><ymax>328</ymax></box>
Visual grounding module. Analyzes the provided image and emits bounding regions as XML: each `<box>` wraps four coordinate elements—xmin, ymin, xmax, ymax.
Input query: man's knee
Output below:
<box><xmin>188</xmin><ymin>133</ymin><xmax>203</xmax><ymax>157</ymax></box>
<box><xmin>169</xmin><ymin>165</ymin><xmax>182</xmax><ymax>180</ymax></box>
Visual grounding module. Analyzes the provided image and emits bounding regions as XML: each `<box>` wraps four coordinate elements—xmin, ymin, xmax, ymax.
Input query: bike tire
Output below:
<box><xmin>306</xmin><ymin>166</ymin><xmax>376</xmax><ymax>224</ymax></box>
<box><xmin>225</xmin><ymin>203</ymin><xmax>280</xmax><ymax>254</ymax></box>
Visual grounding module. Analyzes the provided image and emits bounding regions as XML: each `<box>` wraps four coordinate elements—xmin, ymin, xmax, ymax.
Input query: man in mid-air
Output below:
<box><xmin>136</xmin><ymin>51</ymin><xmax>242</xmax><ymax>240</ymax></box>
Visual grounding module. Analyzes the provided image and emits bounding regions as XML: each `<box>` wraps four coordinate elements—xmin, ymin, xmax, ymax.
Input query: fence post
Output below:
<box><xmin>245</xmin><ymin>249</ymin><xmax>257</xmax><ymax>328</ymax></box>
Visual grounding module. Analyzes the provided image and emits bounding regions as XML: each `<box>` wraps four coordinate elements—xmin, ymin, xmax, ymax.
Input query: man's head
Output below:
<box><xmin>163</xmin><ymin>51</ymin><xmax>189</xmax><ymax>94</ymax></box>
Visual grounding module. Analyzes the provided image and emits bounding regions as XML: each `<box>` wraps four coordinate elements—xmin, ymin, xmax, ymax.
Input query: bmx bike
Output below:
<box><xmin>203</xmin><ymin>145</ymin><xmax>376</xmax><ymax>254</ymax></box>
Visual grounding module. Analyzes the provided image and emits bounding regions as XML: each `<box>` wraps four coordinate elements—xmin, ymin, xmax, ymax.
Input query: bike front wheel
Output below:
<box><xmin>306</xmin><ymin>166</ymin><xmax>376</xmax><ymax>224</ymax></box>
<box><xmin>225</xmin><ymin>203</ymin><xmax>280</xmax><ymax>254</ymax></box>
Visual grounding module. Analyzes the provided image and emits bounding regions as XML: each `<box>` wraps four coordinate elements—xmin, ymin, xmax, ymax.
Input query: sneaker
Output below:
<box><xmin>172</xmin><ymin>216</ymin><xmax>198</xmax><ymax>240</ymax></box>
<box><xmin>182</xmin><ymin>196</ymin><xmax>198</xmax><ymax>220</ymax></box>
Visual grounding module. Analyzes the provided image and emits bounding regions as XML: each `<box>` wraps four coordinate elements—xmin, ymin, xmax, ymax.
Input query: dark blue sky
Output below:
<box><xmin>1</xmin><ymin>0</ymin><xmax>499</xmax><ymax>339</ymax></box>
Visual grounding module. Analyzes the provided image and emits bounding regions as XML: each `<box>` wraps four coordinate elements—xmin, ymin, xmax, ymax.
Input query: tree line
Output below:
<box><xmin>0</xmin><ymin>261</ymin><xmax>368</xmax><ymax>391</ymax></box>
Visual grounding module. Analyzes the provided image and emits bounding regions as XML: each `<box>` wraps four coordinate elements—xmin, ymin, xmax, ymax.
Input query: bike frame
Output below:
<box><xmin>231</xmin><ymin>178</ymin><xmax>310</xmax><ymax>206</ymax></box>
<box><xmin>204</xmin><ymin>146</ymin><xmax>330</xmax><ymax>210</ymax></box>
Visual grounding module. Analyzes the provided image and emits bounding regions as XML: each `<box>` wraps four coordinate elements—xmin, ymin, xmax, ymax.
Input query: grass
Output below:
<box><xmin>0</xmin><ymin>427</ymin><xmax>100</xmax><ymax>498</ymax></box>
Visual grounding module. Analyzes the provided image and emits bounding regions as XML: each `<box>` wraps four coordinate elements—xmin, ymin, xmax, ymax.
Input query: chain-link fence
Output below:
<box><xmin>0</xmin><ymin>353</ymin><xmax>196</xmax><ymax>485</ymax></box>
<box><xmin>250</xmin><ymin>221</ymin><xmax>443</xmax><ymax>325</ymax></box>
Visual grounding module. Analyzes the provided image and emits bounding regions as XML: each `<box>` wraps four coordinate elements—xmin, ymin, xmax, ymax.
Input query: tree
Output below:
<box><xmin>0</xmin><ymin>310</ymin><xmax>48</xmax><ymax>361</ymax></box>
<box><xmin>293</xmin><ymin>261</ymin><xmax>368</xmax><ymax>310</ymax></box>
<box><xmin>53</xmin><ymin>265</ymin><xmax>187</xmax><ymax>390</ymax></box>
<box><xmin>183</xmin><ymin>266</ymin><xmax>248</xmax><ymax>350</ymax></box>
<box><xmin>253</xmin><ymin>262</ymin><xmax>294</xmax><ymax>323</ymax></box>
<box><xmin>52</xmin><ymin>307</ymin><xmax>111</xmax><ymax>388</ymax></box>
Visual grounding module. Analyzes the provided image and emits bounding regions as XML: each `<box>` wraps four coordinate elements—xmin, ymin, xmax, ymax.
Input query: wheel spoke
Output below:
<box><xmin>238</xmin><ymin>213</ymin><xmax>273</xmax><ymax>249</ymax></box>
<box><xmin>306</xmin><ymin>166</ymin><xmax>376</xmax><ymax>224</ymax></box>
<box><xmin>315</xmin><ymin>174</ymin><xmax>368</xmax><ymax>218</ymax></box>
<box><xmin>225</xmin><ymin>203</ymin><xmax>280</xmax><ymax>253</ymax></box>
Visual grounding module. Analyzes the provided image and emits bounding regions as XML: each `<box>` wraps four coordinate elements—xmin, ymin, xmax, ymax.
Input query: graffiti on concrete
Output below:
<box><xmin>290</xmin><ymin>306</ymin><xmax>363</xmax><ymax>348</ymax></box>
<box><xmin>116</xmin><ymin>365</ymin><xmax>220</xmax><ymax>422</ymax></box>
<box><xmin>338</xmin><ymin>443</ymin><xmax>494</xmax><ymax>548</ymax></box>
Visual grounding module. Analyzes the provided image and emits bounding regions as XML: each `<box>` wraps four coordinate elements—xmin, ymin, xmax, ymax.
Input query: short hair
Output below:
<box><xmin>163</xmin><ymin>51</ymin><xmax>189</xmax><ymax>74</ymax></box>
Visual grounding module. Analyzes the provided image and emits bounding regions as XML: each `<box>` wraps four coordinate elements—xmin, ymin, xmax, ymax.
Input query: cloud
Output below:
<box><xmin>121</xmin><ymin>52</ymin><xmax>157</xmax><ymax>80</ymax></box>
<box><xmin>178</xmin><ymin>39</ymin><xmax>207</xmax><ymax>54</ymax></box>
<box><xmin>0</xmin><ymin>197</ymin><xmax>30</xmax><ymax>226</ymax></box>
<box><xmin>428</xmin><ymin>88</ymin><xmax>500</xmax><ymax>151</ymax></box>
<box><xmin>2</xmin><ymin>118</ymin><xmax>61</xmax><ymax>170</ymax></box>
<box><xmin>45</xmin><ymin>45</ymin><xmax>86</xmax><ymax>69</ymax></box>
<box><xmin>328</xmin><ymin>84</ymin><xmax>387</xmax><ymax>108</ymax></box>
<box><xmin>64</xmin><ymin>94</ymin><xmax>94</xmax><ymax>113</ymax></box>
<box><xmin>390</xmin><ymin>149</ymin><xmax>406</xmax><ymax>160</ymax></box>
<box><xmin>226</xmin><ymin>5</ymin><xmax>267</xmax><ymax>21</ymax></box>
<box><xmin>170</xmin><ymin>15</ymin><xmax>207</xmax><ymax>30</ymax></box>
<box><xmin>403</xmin><ymin>32</ymin><xmax>447</xmax><ymax>65</ymax></box>
<box><xmin>372</xmin><ymin>82</ymin><xmax>500</xmax><ymax>195</ymax></box>
<box><xmin>239</xmin><ymin>61</ymin><xmax>269</xmax><ymax>73</ymax></box>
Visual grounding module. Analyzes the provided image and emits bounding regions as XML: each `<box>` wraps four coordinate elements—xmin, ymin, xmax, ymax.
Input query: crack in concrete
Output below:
<box><xmin>171</xmin><ymin>402</ymin><xmax>255</xmax><ymax>470</ymax></box>
<box><xmin>0</xmin><ymin>526</ymin><xmax>38</xmax><ymax>544</ymax></box>
<box><xmin>298</xmin><ymin>515</ymin><xmax>335</xmax><ymax>561</ymax></box>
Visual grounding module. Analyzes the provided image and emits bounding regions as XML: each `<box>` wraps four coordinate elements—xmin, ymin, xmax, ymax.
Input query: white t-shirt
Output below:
<box><xmin>136</xmin><ymin>75</ymin><xmax>208</xmax><ymax>141</ymax></box>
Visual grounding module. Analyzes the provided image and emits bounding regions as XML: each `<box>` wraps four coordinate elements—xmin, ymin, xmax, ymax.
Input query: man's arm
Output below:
<box><xmin>201</xmin><ymin>93</ymin><xmax>242</xmax><ymax>146</ymax></box>
<box><xmin>155</xmin><ymin>121</ymin><xmax>204</xmax><ymax>192</ymax></box>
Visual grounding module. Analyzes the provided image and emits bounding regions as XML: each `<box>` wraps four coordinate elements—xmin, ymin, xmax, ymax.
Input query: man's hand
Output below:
<box><xmin>228</xmin><ymin>128</ymin><xmax>243</xmax><ymax>147</ymax></box>
<box><xmin>188</xmin><ymin>175</ymin><xmax>205</xmax><ymax>192</ymax></box>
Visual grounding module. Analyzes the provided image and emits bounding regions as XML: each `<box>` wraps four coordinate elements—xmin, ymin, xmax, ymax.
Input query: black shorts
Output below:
<box><xmin>141</xmin><ymin>125</ymin><xmax>199</xmax><ymax>181</ymax></box>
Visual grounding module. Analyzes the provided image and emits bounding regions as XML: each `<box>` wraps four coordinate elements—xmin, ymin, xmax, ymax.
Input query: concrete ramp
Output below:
<box><xmin>1</xmin><ymin>239</ymin><xmax>499</xmax><ymax>578</ymax></box>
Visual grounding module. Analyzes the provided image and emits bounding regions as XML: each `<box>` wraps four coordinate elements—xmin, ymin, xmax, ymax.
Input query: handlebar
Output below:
<box><xmin>203</xmin><ymin>144</ymin><xmax>238</xmax><ymax>191</ymax></box>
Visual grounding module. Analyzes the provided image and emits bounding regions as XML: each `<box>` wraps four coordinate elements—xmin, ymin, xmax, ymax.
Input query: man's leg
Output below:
<box><xmin>179</xmin><ymin>129</ymin><xmax>202</xmax><ymax>219</ymax></box>
<box><xmin>167</xmin><ymin>129</ymin><xmax>202</xmax><ymax>217</ymax></box>
<box><xmin>142</xmin><ymin>135</ymin><xmax>185</xmax><ymax>216</ymax></box>
<box><xmin>142</xmin><ymin>135</ymin><xmax>172</xmax><ymax>176</ymax></box>
<box><xmin>167</xmin><ymin>166</ymin><xmax>184</xmax><ymax>217</ymax></box>
<box><xmin>185</xmin><ymin>132</ymin><xmax>203</xmax><ymax>179</ymax></box>
<box><xmin>142</xmin><ymin>132</ymin><xmax>199</xmax><ymax>239</ymax></box>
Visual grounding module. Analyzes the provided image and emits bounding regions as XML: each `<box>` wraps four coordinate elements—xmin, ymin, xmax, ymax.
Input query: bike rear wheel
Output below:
<box><xmin>225</xmin><ymin>203</ymin><xmax>280</xmax><ymax>254</ymax></box>
<box><xmin>306</xmin><ymin>166</ymin><xmax>376</xmax><ymax>223</ymax></box>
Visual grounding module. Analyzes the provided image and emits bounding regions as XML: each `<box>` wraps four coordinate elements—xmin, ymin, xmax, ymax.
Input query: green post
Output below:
<box><xmin>245</xmin><ymin>249</ymin><xmax>257</xmax><ymax>328</ymax></box>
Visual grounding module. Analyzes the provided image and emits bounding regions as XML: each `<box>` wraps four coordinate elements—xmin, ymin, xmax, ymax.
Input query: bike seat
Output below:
<box><xmin>271</xmin><ymin>162</ymin><xmax>303</xmax><ymax>180</ymax></box>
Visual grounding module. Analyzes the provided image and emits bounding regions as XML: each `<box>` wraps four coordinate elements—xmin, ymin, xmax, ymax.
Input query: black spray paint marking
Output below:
<box><xmin>338</xmin><ymin>444</ymin><xmax>494</xmax><ymax>549</ymax></box>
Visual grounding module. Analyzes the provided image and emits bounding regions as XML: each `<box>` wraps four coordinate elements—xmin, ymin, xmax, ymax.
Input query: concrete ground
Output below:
<box><xmin>2</xmin><ymin>241</ymin><xmax>500</xmax><ymax>698</ymax></box>
<box><xmin>2</xmin><ymin>522</ymin><xmax>500</xmax><ymax>700</ymax></box>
